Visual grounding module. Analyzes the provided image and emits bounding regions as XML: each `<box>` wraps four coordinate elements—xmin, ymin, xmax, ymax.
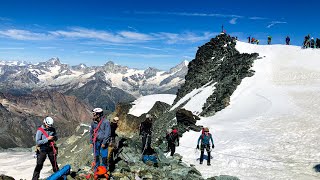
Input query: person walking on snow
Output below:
<box><xmin>310</xmin><ymin>37</ymin><xmax>315</xmax><ymax>48</ymax></box>
<box><xmin>90</xmin><ymin>108</ymin><xmax>111</xmax><ymax>171</ymax></box>
<box><xmin>139</xmin><ymin>114</ymin><xmax>153</xmax><ymax>152</ymax></box>
<box><xmin>165</xmin><ymin>128</ymin><xmax>179</xmax><ymax>156</ymax></box>
<box><xmin>32</xmin><ymin>116</ymin><xmax>59</xmax><ymax>180</ymax></box>
<box><xmin>267</xmin><ymin>36</ymin><xmax>272</xmax><ymax>45</ymax></box>
<box><xmin>286</xmin><ymin>36</ymin><xmax>290</xmax><ymax>45</ymax></box>
<box><xmin>196</xmin><ymin>127</ymin><xmax>214</xmax><ymax>166</ymax></box>
<box><xmin>316</xmin><ymin>38</ymin><xmax>320</xmax><ymax>48</ymax></box>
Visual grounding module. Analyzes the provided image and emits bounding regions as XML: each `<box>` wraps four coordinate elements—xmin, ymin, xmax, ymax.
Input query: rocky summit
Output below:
<box><xmin>174</xmin><ymin>33</ymin><xmax>259</xmax><ymax>116</ymax></box>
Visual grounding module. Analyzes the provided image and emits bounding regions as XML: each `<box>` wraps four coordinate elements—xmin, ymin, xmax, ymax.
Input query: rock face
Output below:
<box><xmin>174</xmin><ymin>33</ymin><xmax>259</xmax><ymax>116</ymax></box>
<box><xmin>0</xmin><ymin>91</ymin><xmax>92</xmax><ymax>148</ymax></box>
<box><xmin>65</xmin><ymin>74</ymin><xmax>136</xmax><ymax>111</ymax></box>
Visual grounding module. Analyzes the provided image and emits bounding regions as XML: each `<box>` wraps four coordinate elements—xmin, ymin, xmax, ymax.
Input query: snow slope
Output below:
<box><xmin>176</xmin><ymin>42</ymin><xmax>320</xmax><ymax>179</ymax></box>
<box><xmin>129</xmin><ymin>94</ymin><xmax>176</xmax><ymax>117</ymax></box>
<box><xmin>0</xmin><ymin>152</ymin><xmax>51</xmax><ymax>179</ymax></box>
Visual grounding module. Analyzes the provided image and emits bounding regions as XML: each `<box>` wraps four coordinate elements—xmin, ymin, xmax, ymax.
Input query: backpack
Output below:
<box><xmin>201</xmin><ymin>133</ymin><xmax>211</xmax><ymax>140</ymax></box>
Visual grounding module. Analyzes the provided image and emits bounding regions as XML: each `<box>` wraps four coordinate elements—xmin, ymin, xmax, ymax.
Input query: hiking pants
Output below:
<box><xmin>200</xmin><ymin>144</ymin><xmax>211</xmax><ymax>164</ymax></box>
<box><xmin>141</xmin><ymin>133</ymin><xmax>151</xmax><ymax>152</ymax></box>
<box><xmin>93</xmin><ymin>141</ymin><xmax>108</xmax><ymax>170</ymax></box>
<box><xmin>32</xmin><ymin>150</ymin><xmax>59</xmax><ymax>180</ymax></box>
<box><xmin>168</xmin><ymin>142</ymin><xmax>176</xmax><ymax>156</ymax></box>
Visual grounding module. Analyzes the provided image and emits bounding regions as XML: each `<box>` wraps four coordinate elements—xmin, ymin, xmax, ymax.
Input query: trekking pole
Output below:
<box><xmin>141</xmin><ymin>134</ymin><xmax>150</xmax><ymax>156</ymax></box>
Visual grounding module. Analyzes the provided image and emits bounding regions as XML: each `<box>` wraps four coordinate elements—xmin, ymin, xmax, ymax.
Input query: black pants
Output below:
<box><xmin>141</xmin><ymin>134</ymin><xmax>151</xmax><ymax>152</ymax></box>
<box><xmin>168</xmin><ymin>142</ymin><xmax>176</xmax><ymax>156</ymax></box>
<box><xmin>32</xmin><ymin>150</ymin><xmax>59</xmax><ymax>180</ymax></box>
<box><xmin>200</xmin><ymin>144</ymin><xmax>211</xmax><ymax>164</ymax></box>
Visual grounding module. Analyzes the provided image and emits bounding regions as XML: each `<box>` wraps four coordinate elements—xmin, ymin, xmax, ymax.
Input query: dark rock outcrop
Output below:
<box><xmin>0</xmin><ymin>175</ymin><xmax>15</xmax><ymax>180</ymax></box>
<box><xmin>315</xmin><ymin>164</ymin><xmax>320</xmax><ymax>172</ymax></box>
<box><xmin>174</xmin><ymin>33</ymin><xmax>259</xmax><ymax>116</ymax></box>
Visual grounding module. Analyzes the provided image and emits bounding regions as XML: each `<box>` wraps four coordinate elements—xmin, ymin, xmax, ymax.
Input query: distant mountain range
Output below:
<box><xmin>0</xmin><ymin>58</ymin><xmax>188</xmax><ymax>110</ymax></box>
<box><xmin>0</xmin><ymin>58</ymin><xmax>188</xmax><ymax>148</ymax></box>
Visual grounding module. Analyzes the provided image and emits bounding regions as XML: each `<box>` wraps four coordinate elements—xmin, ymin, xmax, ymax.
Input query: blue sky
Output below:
<box><xmin>0</xmin><ymin>0</ymin><xmax>318</xmax><ymax>70</ymax></box>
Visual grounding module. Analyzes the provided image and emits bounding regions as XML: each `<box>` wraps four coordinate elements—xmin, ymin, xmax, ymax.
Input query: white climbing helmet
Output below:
<box><xmin>43</xmin><ymin>116</ymin><xmax>54</xmax><ymax>127</ymax></box>
<box><xmin>92</xmin><ymin>108</ymin><xmax>103</xmax><ymax>117</ymax></box>
<box><xmin>146</xmin><ymin>114</ymin><xmax>151</xmax><ymax>119</ymax></box>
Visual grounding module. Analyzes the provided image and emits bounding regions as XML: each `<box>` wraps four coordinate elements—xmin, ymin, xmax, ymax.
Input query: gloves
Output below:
<box><xmin>212</xmin><ymin>144</ymin><xmax>215</xmax><ymax>149</ymax></box>
<box><xmin>177</xmin><ymin>143</ymin><xmax>179</xmax><ymax>147</ymax></box>
<box><xmin>196</xmin><ymin>145</ymin><xmax>199</xmax><ymax>149</ymax></box>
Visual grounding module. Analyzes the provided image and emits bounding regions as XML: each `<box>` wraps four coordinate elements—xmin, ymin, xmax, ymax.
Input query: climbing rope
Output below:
<box><xmin>178</xmin><ymin>145</ymin><xmax>319</xmax><ymax>164</ymax></box>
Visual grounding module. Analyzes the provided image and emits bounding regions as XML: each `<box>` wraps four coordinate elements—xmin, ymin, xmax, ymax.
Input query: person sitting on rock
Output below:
<box><xmin>196</xmin><ymin>127</ymin><xmax>214</xmax><ymax>166</ymax></box>
<box><xmin>139</xmin><ymin>114</ymin><xmax>153</xmax><ymax>152</ymax></box>
<box><xmin>165</xmin><ymin>128</ymin><xmax>179</xmax><ymax>156</ymax></box>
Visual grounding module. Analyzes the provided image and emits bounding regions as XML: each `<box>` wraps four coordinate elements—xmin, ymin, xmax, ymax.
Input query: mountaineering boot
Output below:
<box><xmin>207</xmin><ymin>162</ymin><xmax>211</xmax><ymax>166</ymax></box>
<box><xmin>200</xmin><ymin>161</ymin><xmax>203</xmax><ymax>164</ymax></box>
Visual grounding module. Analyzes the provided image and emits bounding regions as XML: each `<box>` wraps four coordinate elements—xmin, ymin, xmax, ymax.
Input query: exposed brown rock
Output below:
<box><xmin>0</xmin><ymin>90</ymin><xmax>92</xmax><ymax>148</ymax></box>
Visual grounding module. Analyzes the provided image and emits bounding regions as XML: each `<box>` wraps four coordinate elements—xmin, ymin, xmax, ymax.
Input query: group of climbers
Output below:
<box><xmin>32</xmin><ymin>109</ymin><xmax>215</xmax><ymax>179</ymax></box>
<box><xmin>303</xmin><ymin>35</ymin><xmax>320</xmax><ymax>48</ymax></box>
<box><xmin>32</xmin><ymin>108</ymin><xmax>120</xmax><ymax>179</ymax></box>
<box><xmin>246</xmin><ymin>34</ymin><xmax>320</xmax><ymax>48</ymax></box>
<box><xmin>138</xmin><ymin>114</ymin><xmax>214</xmax><ymax>166</ymax></box>
<box><xmin>247</xmin><ymin>36</ymin><xmax>260</xmax><ymax>44</ymax></box>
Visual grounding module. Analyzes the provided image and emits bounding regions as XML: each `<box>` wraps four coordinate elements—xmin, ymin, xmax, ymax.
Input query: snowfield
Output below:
<box><xmin>0</xmin><ymin>151</ymin><xmax>51</xmax><ymax>179</ymax></box>
<box><xmin>176</xmin><ymin>42</ymin><xmax>320</xmax><ymax>180</ymax></box>
<box><xmin>129</xmin><ymin>94</ymin><xmax>176</xmax><ymax>117</ymax></box>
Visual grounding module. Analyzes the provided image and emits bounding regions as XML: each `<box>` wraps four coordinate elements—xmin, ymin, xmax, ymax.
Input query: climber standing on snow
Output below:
<box><xmin>196</xmin><ymin>127</ymin><xmax>214</xmax><ymax>166</ymax></box>
<box><xmin>267</xmin><ymin>36</ymin><xmax>272</xmax><ymax>45</ymax></box>
<box><xmin>90</xmin><ymin>108</ymin><xmax>111</xmax><ymax>171</ymax></box>
<box><xmin>286</xmin><ymin>36</ymin><xmax>290</xmax><ymax>45</ymax></box>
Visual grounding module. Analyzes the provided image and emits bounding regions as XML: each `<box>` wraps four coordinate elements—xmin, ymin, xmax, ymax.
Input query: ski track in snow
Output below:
<box><xmin>176</xmin><ymin>42</ymin><xmax>320</xmax><ymax>180</ymax></box>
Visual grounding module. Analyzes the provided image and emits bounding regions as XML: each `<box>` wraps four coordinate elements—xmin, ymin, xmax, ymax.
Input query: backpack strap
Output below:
<box><xmin>38</xmin><ymin>127</ymin><xmax>57</xmax><ymax>152</ymax></box>
<box><xmin>38</xmin><ymin>127</ymin><xmax>49</xmax><ymax>138</ymax></box>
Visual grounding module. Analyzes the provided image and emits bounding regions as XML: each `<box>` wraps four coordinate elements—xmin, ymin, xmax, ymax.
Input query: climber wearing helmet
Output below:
<box><xmin>139</xmin><ymin>114</ymin><xmax>153</xmax><ymax>152</ymax></box>
<box><xmin>32</xmin><ymin>116</ymin><xmax>59</xmax><ymax>180</ymax></box>
<box><xmin>90</xmin><ymin>108</ymin><xmax>111</xmax><ymax>171</ymax></box>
